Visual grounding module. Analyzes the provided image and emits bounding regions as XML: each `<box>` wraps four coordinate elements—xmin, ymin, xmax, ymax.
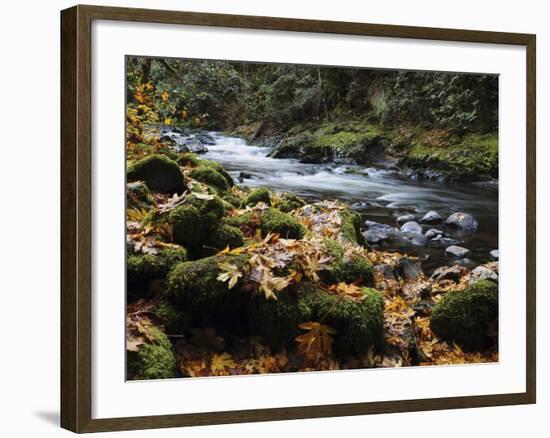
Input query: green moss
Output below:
<box><xmin>202</xmin><ymin>224</ymin><xmax>245</xmax><ymax>255</ymax></box>
<box><xmin>127</xmin><ymin>329</ymin><xmax>176</xmax><ymax>380</ymax></box>
<box><xmin>127</xmin><ymin>143</ymin><xmax>179</xmax><ymax>162</ymax></box>
<box><xmin>249</xmin><ymin>282</ymin><xmax>384</xmax><ymax>355</ymax></box>
<box><xmin>248</xmin><ymin>288</ymin><xmax>312</xmax><ymax>351</ymax></box>
<box><xmin>188</xmin><ymin>166</ymin><xmax>231</xmax><ymax>192</ymax></box>
<box><xmin>186</xmin><ymin>193</ymin><xmax>226</xmax><ymax>230</ymax></box>
<box><xmin>167</xmin><ymin>255</ymin><xmax>249</xmax><ymax>330</ymax></box>
<box><xmin>155</xmin><ymin>300</ymin><xmax>191</xmax><ymax>335</ymax></box>
<box><xmin>406</xmin><ymin>133</ymin><xmax>498</xmax><ymax>180</ymax></box>
<box><xmin>320</xmin><ymin>238</ymin><xmax>373</xmax><ymax>285</ymax></box>
<box><xmin>199</xmin><ymin>159</ymin><xmax>235</xmax><ymax>187</ymax></box>
<box><xmin>277</xmin><ymin>193</ymin><xmax>306</xmax><ymax>212</ymax></box>
<box><xmin>127</xmin><ymin>154</ymin><xmax>185</xmax><ymax>194</ymax></box>
<box><xmin>169</xmin><ymin>205</ymin><xmax>203</xmax><ymax>248</ymax></box>
<box><xmin>260</xmin><ymin>208</ymin><xmax>305</xmax><ymax>239</ymax></box>
<box><xmin>127</xmin><ymin>247</ymin><xmax>187</xmax><ymax>301</ymax></box>
<box><xmin>176</xmin><ymin>152</ymin><xmax>200</xmax><ymax>168</ymax></box>
<box><xmin>340</xmin><ymin>209</ymin><xmax>365</xmax><ymax>245</ymax></box>
<box><xmin>430</xmin><ymin>280</ymin><xmax>498</xmax><ymax>351</ymax></box>
<box><xmin>242</xmin><ymin>187</ymin><xmax>271</xmax><ymax>206</ymax></box>
<box><xmin>127</xmin><ymin>181</ymin><xmax>155</xmax><ymax>209</ymax></box>
<box><xmin>221</xmin><ymin>192</ymin><xmax>243</xmax><ymax>208</ymax></box>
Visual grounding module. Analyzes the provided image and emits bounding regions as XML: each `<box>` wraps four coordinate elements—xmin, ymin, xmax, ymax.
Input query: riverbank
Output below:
<box><xmin>126</xmin><ymin>142</ymin><xmax>499</xmax><ymax>379</ymax></box>
<box><xmin>232</xmin><ymin>118</ymin><xmax>498</xmax><ymax>183</ymax></box>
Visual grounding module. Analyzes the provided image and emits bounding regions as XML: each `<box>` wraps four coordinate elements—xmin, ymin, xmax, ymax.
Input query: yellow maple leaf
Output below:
<box><xmin>216</xmin><ymin>262</ymin><xmax>242</xmax><ymax>289</ymax></box>
<box><xmin>210</xmin><ymin>352</ymin><xmax>237</xmax><ymax>375</ymax></box>
<box><xmin>295</xmin><ymin>322</ymin><xmax>337</xmax><ymax>359</ymax></box>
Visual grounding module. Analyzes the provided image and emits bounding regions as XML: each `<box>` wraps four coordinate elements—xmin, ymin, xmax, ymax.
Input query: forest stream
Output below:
<box><xmin>168</xmin><ymin>130</ymin><xmax>499</xmax><ymax>273</ymax></box>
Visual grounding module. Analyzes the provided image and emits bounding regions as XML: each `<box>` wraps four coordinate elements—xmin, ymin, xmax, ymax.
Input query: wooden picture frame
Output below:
<box><xmin>61</xmin><ymin>4</ymin><xmax>536</xmax><ymax>433</ymax></box>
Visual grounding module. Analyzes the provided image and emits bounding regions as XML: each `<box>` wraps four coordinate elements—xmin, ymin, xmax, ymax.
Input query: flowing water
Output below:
<box><xmin>188</xmin><ymin>132</ymin><xmax>498</xmax><ymax>272</ymax></box>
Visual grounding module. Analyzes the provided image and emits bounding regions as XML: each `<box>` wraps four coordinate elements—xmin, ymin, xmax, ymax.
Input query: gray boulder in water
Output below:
<box><xmin>396</xmin><ymin>214</ymin><xmax>416</xmax><ymax>225</ymax></box>
<box><xmin>445</xmin><ymin>212</ymin><xmax>479</xmax><ymax>233</ymax></box>
<box><xmin>445</xmin><ymin>245</ymin><xmax>471</xmax><ymax>258</ymax></box>
<box><xmin>400</xmin><ymin>221</ymin><xmax>422</xmax><ymax>234</ymax></box>
<box><xmin>421</xmin><ymin>210</ymin><xmax>443</xmax><ymax>224</ymax></box>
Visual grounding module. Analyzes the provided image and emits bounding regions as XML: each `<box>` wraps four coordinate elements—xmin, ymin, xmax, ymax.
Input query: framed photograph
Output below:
<box><xmin>60</xmin><ymin>5</ymin><xmax>536</xmax><ymax>433</ymax></box>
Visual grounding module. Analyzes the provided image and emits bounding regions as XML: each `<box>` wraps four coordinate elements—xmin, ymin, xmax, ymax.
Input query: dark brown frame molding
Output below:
<box><xmin>61</xmin><ymin>4</ymin><xmax>536</xmax><ymax>433</ymax></box>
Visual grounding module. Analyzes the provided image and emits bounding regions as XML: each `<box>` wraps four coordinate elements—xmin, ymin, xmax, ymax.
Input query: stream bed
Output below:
<box><xmin>175</xmin><ymin>131</ymin><xmax>499</xmax><ymax>273</ymax></box>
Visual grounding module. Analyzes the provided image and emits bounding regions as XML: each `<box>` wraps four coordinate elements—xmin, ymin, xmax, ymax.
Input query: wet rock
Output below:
<box><xmin>445</xmin><ymin>212</ymin><xmax>479</xmax><ymax>233</ymax></box>
<box><xmin>490</xmin><ymin>249</ymin><xmax>499</xmax><ymax>260</ymax></box>
<box><xmin>176</xmin><ymin>145</ymin><xmax>191</xmax><ymax>153</ymax></box>
<box><xmin>184</xmin><ymin>138</ymin><xmax>209</xmax><ymax>154</ymax></box>
<box><xmin>239</xmin><ymin>171</ymin><xmax>253</xmax><ymax>180</ymax></box>
<box><xmin>400</xmin><ymin>221</ymin><xmax>422</xmax><ymax>234</ymax></box>
<box><xmin>375</xmin><ymin>264</ymin><xmax>396</xmax><ymax>280</ymax></box>
<box><xmin>364</xmin><ymin>220</ymin><xmax>394</xmax><ymax>231</ymax></box>
<box><xmin>445</xmin><ymin>245</ymin><xmax>471</xmax><ymax>258</ymax></box>
<box><xmin>428</xmin><ymin>237</ymin><xmax>462</xmax><ymax>247</ymax></box>
<box><xmin>364</xmin><ymin>230</ymin><xmax>391</xmax><ymax>244</ymax></box>
<box><xmin>195</xmin><ymin>133</ymin><xmax>216</xmax><ymax>145</ymax></box>
<box><xmin>421</xmin><ymin>210</ymin><xmax>443</xmax><ymax>224</ymax></box>
<box><xmin>468</xmin><ymin>265</ymin><xmax>498</xmax><ymax>285</ymax></box>
<box><xmin>431</xmin><ymin>265</ymin><xmax>468</xmax><ymax>282</ymax></box>
<box><xmin>425</xmin><ymin>228</ymin><xmax>444</xmax><ymax>239</ymax></box>
<box><xmin>397</xmin><ymin>257</ymin><xmax>423</xmax><ymax>281</ymax></box>
<box><xmin>159</xmin><ymin>134</ymin><xmax>177</xmax><ymax>147</ymax></box>
<box><xmin>396</xmin><ymin>214</ymin><xmax>416</xmax><ymax>225</ymax></box>
<box><xmin>409</xmin><ymin>233</ymin><xmax>428</xmax><ymax>247</ymax></box>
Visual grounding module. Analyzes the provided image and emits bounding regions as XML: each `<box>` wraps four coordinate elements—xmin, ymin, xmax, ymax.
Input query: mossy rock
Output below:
<box><xmin>277</xmin><ymin>193</ymin><xmax>306</xmax><ymax>213</ymax></box>
<box><xmin>300</xmin><ymin>283</ymin><xmax>385</xmax><ymax>356</ymax></box>
<box><xmin>250</xmin><ymin>282</ymin><xmax>384</xmax><ymax>355</ymax></box>
<box><xmin>127</xmin><ymin>247</ymin><xmax>188</xmax><ymax>301</ymax></box>
<box><xmin>199</xmin><ymin>159</ymin><xmax>234</xmax><ymax>187</ymax></box>
<box><xmin>176</xmin><ymin>152</ymin><xmax>200</xmax><ymax>168</ymax></box>
<box><xmin>222</xmin><ymin>192</ymin><xmax>243</xmax><ymax>208</ymax></box>
<box><xmin>127</xmin><ymin>329</ymin><xmax>176</xmax><ymax>380</ymax></box>
<box><xmin>186</xmin><ymin>193</ymin><xmax>226</xmax><ymax>230</ymax></box>
<box><xmin>242</xmin><ymin>187</ymin><xmax>271</xmax><ymax>207</ymax></box>
<box><xmin>321</xmin><ymin>239</ymin><xmax>374</xmax><ymax>286</ymax></box>
<box><xmin>260</xmin><ymin>208</ymin><xmax>305</xmax><ymax>239</ymax></box>
<box><xmin>168</xmin><ymin>194</ymin><xmax>226</xmax><ymax>250</ymax></box>
<box><xmin>169</xmin><ymin>205</ymin><xmax>203</xmax><ymax>248</ymax></box>
<box><xmin>127</xmin><ymin>181</ymin><xmax>154</xmax><ymax>209</ymax></box>
<box><xmin>202</xmin><ymin>224</ymin><xmax>244</xmax><ymax>255</ymax></box>
<box><xmin>188</xmin><ymin>166</ymin><xmax>231</xmax><ymax>192</ymax></box>
<box><xmin>167</xmin><ymin>254</ymin><xmax>250</xmax><ymax>331</ymax></box>
<box><xmin>127</xmin><ymin>154</ymin><xmax>185</xmax><ymax>194</ymax></box>
<box><xmin>340</xmin><ymin>209</ymin><xmax>365</xmax><ymax>245</ymax></box>
<box><xmin>154</xmin><ymin>300</ymin><xmax>192</xmax><ymax>335</ymax></box>
<box><xmin>248</xmin><ymin>288</ymin><xmax>312</xmax><ymax>351</ymax></box>
<box><xmin>430</xmin><ymin>280</ymin><xmax>498</xmax><ymax>351</ymax></box>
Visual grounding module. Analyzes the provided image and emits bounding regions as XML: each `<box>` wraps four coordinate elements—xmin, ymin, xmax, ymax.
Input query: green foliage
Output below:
<box><xmin>381</xmin><ymin>72</ymin><xmax>498</xmax><ymax>135</ymax></box>
<box><xmin>243</xmin><ymin>187</ymin><xmax>271</xmax><ymax>207</ymax></box>
<box><xmin>127</xmin><ymin>328</ymin><xmax>176</xmax><ymax>380</ymax></box>
<box><xmin>155</xmin><ymin>300</ymin><xmax>192</xmax><ymax>335</ymax></box>
<box><xmin>430</xmin><ymin>280</ymin><xmax>498</xmax><ymax>351</ymax></box>
<box><xmin>127</xmin><ymin>154</ymin><xmax>185</xmax><ymax>194</ymax></box>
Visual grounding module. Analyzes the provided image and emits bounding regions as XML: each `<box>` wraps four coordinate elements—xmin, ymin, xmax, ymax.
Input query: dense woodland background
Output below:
<box><xmin>126</xmin><ymin>57</ymin><xmax>498</xmax><ymax>136</ymax></box>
